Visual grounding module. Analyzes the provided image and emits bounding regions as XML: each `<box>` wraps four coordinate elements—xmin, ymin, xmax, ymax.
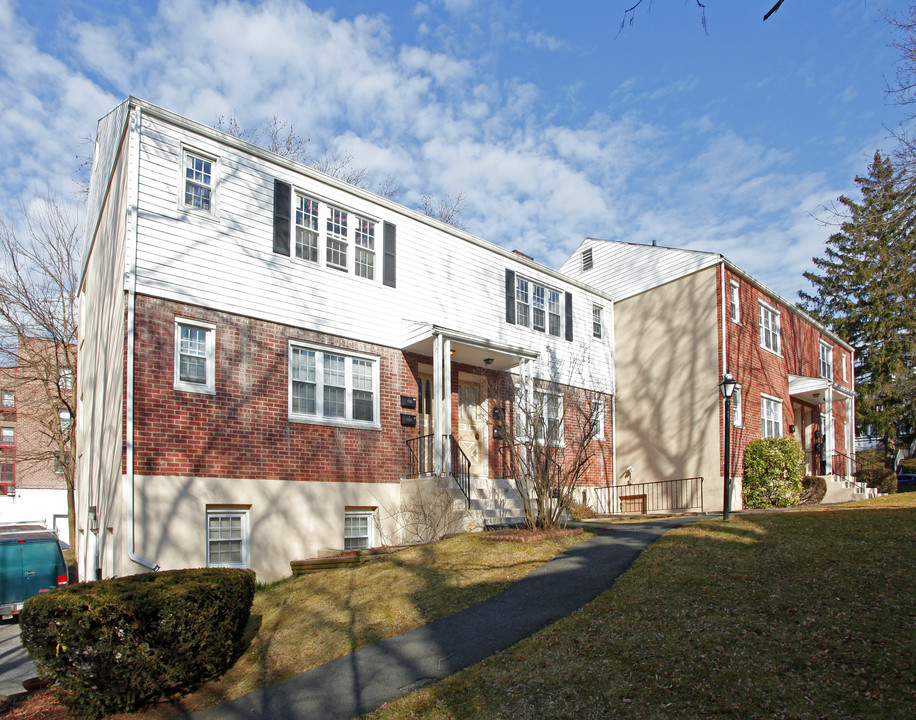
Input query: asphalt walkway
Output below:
<box><xmin>189</xmin><ymin>516</ymin><xmax>703</xmax><ymax>720</ymax></box>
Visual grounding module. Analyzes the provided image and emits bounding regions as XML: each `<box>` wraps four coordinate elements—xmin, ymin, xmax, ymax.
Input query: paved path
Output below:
<box><xmin>0</xmin><ymin>619</ymin><xmax>37</xmax><ymax>698</ymax></box>
<box><xmin>189</xmin><ymin>516</ymin><xmax>702</xmax><ymax>720</ymax></box>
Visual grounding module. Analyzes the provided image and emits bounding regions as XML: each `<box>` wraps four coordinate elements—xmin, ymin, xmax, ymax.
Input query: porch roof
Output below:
<box><xmin>788</xmin><ymin>374</ymin><xmax>854</xmax><ymax>405</ymax></box>
<box><xmin>400</xmin><ymin>321</ymin><xmax>539</xmax><ymax>372</ymax></box>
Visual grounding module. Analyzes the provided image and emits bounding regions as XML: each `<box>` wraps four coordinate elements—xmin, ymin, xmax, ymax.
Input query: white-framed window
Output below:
<box><xmin>516</xmin><ymin>388</ymin><xmax>564</xmax><ymax>445</ymax></box>
<box><xmin>1</xmin><ymin>391</ymin><xmax>13</xmax><ymax>409</ymax></box>
<box><xmin>326</xmin><ymin>206</ymin><xmax>348</xmax><ymax>270</ymax></box>
<box><xmin>0</xmin><ymin>427</ymin><xmax>13</xmax><ymax>447</ymax></box>
<box><xmin>761</xmin><ymin>395</ymin><xmax>782</xmax><ymax>439</ymax></box>
<box><xmin>592</xmin><ymin>305</ymin><xmax>603</xmax><ymax>339</ymax></box>
<box><xmin>354</xmin><ymin>217</ymin><xmax>376</xmax><ymax>280</ymax></box>
<box><xmin>295</xmin><ymin>194</ymin><xmax>319</xmax><ymax>262</ymax></box>
<box><xmin>174</xmin><ymin>319</ymin><xmax>216</xmax><ymax>394</ymax></box>
<box><xmin>729</xmin><ymin>281</ymin><xmax>740</xmax><ymax>323</ymax></box>
<box><xmin>590</xmin><ymin>400</ymin><xmax>605</xmax><ymax>439</ymax></box>
<box><xmin>182</xmin><ymin>148</ymin><xmax>217</xmax><ymax>215</ymax></box>
<box><xmin>59</xmin><ymin>409</ymin><xmax>71</xmax><ymax>433</ymax></box>
<box><xmin>344</xmin><ymin>509</ymin><xmax>376</xmax><ymax>550</ymax></box>
<box><xmin>759</xmin><ymin>302</ymin><xmax>781</xmax><ymax>354</ymax></box>
<box><xmin>732</xmin><ymin>385</ymin><xmax>743</xmax><ymax>428</ymax></box>
<box><xmin>819</xmin><ymin>341</ymin><xmax>833</xmax><ymax>380</ymax></box>
<box><xmin>842</xmin><ymin>354</ymin><xmax>848</xmax><ymax>382</ymax></box>
<box><xmin>59</xmin><ymin>368</ymin><xmax>73</xmax><ymax>390</ymax></box>
<box><xmin>289</xmin><ymin>343</ymin><xmax>379</xmax><ymax>428</ymax></box>
<box><xmin>515</xmin><ymin>277</ymin><xmax>561</xmax><ymax>337</ymax></box>
<box><xmin>206</xmin><ymin>508</ymin><xmax>249</xmax><ymax>569</ymax></box>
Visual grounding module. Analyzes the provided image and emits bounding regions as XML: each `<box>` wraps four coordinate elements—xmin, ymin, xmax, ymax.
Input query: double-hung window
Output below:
<box><xmin>1</xmin><ymin>391</ymin><xmax>13</xmax><ymax>410</ymax></box>
<box><xmin>182</xmin><ymin>149</ymin><xmax>216</xmax><ymax>214</ymax></box>
<box><xmin>174</xmin><ymin>319</ymin><xmax>216</xmax><ymax>394</ymax></box>
<box><xmin>759</xmin><ymin>302</ymin><xmax>781</xmax><ymax>354</ymax></box>
<box><xmin>729</xmin><ymin>281</ymin><xmax>740</xmax><ymax>323</ymax></box>
<box><xmin>761</xmin><ymin>395</ymin><xmax>782</xmax><ymax>438</ymax></box>
<box><xmin>206</xmin><ymin>509</ymin><xmax>248</xmax><ymax>568</ymax></box>
<box><xmin>819</xmin><ymin>341</ymin><xmax>833</xmax><ymax>380</ymax></box>
<box><xmin>295</xmin><ymin>195</ymin><xmax>319</xmax><ymax>262</ymax></box>
<box><xmin>590</xmin><ymin>400</ymin><xmax>605</xmax><ymax>439</ymax></box>
<box><xmin>732</xmin><ymin>385</ymin><xmax>743</xmax><ymax>427</ymax></box>
<box><xmin>592</xmin><ymin>305</ymin><xmax>603</xmax><ymax>339</ymax></box>
<box><xmin>289</xmin><ymin>344</ymin><xmax>379</xmax><ymax>427</ymax></box>
<box><xmin>326</xmin><ymin>206</ymin><xmax>348</xmax><ymax>270</ymax></box>
<box><xmin>344</xmin><ymin>509</ymin><xmax>376</xmax><ymax>550</ymax></box>
<box><xmin>516</xmin><ymin>388</ymin><xmax>564</xmax><ymax>445</ymax></box>
<box><xmin>0</xmin><ymin>463</ymin><xmax>13</xmax><ymax>495</ymax></box>
<box><xmin>515</xmin><ymin>277</ymin><xmax>561</xmax><ymax>337</ymax></box>
<box><xmin>354</xmin><ymin>217</ymin><xmax>376</xmax><ymax>279</ymax></box>
<box><xmin>1</xmin><ymin>427</ymin><xmax>14</xmax><ymax>447</ymax></box>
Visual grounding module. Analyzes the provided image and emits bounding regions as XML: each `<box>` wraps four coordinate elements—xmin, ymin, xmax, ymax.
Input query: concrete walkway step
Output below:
<box><xmin>187</xmin><ymin>516</ymin><xmax>702</xmax><ymax>720</ymax></box>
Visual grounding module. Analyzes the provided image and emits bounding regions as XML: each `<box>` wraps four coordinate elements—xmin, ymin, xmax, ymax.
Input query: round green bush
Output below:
<box><xmin>742</xmin><ymin>437</ymin><xmax>806</xmax><ymax>509</ymax></box>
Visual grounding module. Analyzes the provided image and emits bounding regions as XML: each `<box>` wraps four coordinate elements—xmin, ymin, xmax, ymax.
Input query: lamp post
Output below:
<box><xmin>719</xmin><ymin>372</ymin><xmax>737</xmax><ymax>521</ymax></box>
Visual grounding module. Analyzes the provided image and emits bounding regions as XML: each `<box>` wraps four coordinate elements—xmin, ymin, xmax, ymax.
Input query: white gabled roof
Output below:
<box><xmin>558</xmin><ymin>238</ymin><xmax>720</xmax><ymax>301</ymax></box>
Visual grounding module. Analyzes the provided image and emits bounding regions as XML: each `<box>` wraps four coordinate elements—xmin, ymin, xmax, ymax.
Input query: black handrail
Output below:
<box><xmin>601</xmin><ymin>477</ymin><xmax>704</xmax><ymax>515</ymax></box>
<box><xmin>449</xmin><ymin>435</ymin><xmax>472</xmax><ymax>508</ymax></box>
<box><xmin>833</xmin><ymin>450</ymin><xmax>862</xmax><ymax>477</ymax></box>
<box><xmin>404</xmin><ymin>433</ymin><xmax>471</xmax><ymax>507</ymax></box>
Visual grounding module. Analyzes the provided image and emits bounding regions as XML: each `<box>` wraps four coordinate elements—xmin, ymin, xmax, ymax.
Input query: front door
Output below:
<box><xmin>458</xmin><ymin>379</ymin><xmax>487</xmax><ymax>476</ymax></box>
<box><xmin>417</xmin><ymin>374</ymin><xmax>434</xmax><ymax>473</ymax></box>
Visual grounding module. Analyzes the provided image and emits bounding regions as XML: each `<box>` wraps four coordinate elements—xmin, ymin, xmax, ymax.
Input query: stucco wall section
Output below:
<box><xmin>614</xmin><ymin>266</ymin><xmax>722</xmax><ymax>508</ymax></box>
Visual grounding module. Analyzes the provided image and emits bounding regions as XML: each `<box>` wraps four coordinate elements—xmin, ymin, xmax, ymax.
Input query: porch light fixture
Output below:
<box><xmin>484</xmin><ymin>358</ymin><xmax>494</xmax><ymax>365</ymax></box>
<box><xmin>719</xmin><ymin>372</ymin><xmax>737</xmax><ymax>522</ymax></box>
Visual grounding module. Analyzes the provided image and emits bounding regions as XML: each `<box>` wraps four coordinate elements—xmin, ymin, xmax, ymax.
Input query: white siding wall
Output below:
<box><xmin>131</xmin><ymin>109</ymin><xmax>613</xmax><ymax>391</ymax></box>
<box><xmin>560</xmin><ymin>238</ymin><xmax>720</xmax><ymax>301</ymax></box>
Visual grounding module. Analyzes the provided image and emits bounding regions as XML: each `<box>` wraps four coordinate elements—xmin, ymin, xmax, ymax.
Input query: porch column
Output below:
<box><xmin>433</xmin><ymin>333</ymin><xmax>443</xmax><ymax>474</ymax></box>
<box><xmin>442</xmin><ymin>337</ymin><xmax>452</xmax><ymax>477</ymax></box>
<box><xmin>824</xmin><ymin>386</ymin><xmax>834</xmax><ymax>475</ymax></box>
<box><xmin>846</xmin><ymin>397</ymin><xmax>854</xmax><ymax>477</ymax></box>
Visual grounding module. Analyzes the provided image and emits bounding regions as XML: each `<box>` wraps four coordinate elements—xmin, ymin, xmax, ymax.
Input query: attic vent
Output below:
<box><xmin>581</xmin><ymin>248</ymin><xmax>593</xmax><ymax>271</ymax></box>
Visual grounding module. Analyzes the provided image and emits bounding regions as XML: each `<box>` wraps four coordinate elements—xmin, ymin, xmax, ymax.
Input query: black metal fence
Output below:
<box><xmin>597</xmin><ymin>477</ymin><xmax>704</xmax><ymax>515</ymax></box>
<box><xmin>405</xmin><ymin>433</ymin><xmax>471</xmax><ymax>506</ymax></box>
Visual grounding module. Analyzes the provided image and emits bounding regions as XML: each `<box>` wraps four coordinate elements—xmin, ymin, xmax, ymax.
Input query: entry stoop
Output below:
<box><xmin>822</xmin><ymin>475</ymin><xmax>880</xmax><ymax>504</ymax></box>
<box><xmin>467</xmin><ymin>476</ymin><xmax>529</xmax><ymax>530</ymax></box>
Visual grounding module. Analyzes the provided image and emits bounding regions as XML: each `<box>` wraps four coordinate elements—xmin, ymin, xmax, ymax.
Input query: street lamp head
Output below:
<box><xmin>719</xmin><ymin>372</ymin><xmax>737</xmax><ymax>399</ymax></box>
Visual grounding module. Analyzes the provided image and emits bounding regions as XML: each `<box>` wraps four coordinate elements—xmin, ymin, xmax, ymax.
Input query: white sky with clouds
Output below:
<box><xmin>0</xmin><ymin>0</ymin><xmax>909</xmax><ymax>300</ymax></box>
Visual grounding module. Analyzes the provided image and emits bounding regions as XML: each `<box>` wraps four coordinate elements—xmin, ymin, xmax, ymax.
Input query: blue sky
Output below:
<box><xmin>0</xmin><ymin>0</ymin><xmax>909</xmax><ymax>300</ymax></box>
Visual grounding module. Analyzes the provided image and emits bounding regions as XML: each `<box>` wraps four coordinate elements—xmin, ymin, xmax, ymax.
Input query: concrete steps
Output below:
<box><xmin>466</xmin><ymin>476</ymin><xmax>529</xmax><ymax>529</ymax></box>
<box><xmin>821</xmin><ymin>475</ymin><xmax>880</xmax><ymax>504</ymax></box>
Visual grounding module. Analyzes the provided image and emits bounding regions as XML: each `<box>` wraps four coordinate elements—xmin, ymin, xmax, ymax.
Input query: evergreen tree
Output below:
<box><xmin>799</xmin><ymin>151</ymin><xmax>916</xmax><ymax>448</ymax></box>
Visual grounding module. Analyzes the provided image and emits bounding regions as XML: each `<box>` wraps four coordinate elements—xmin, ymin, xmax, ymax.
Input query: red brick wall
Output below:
<box><xmin>721</xmin><ymin>268</ymin><xmax>853</xmax><ymax>476</ymax></box>
<box><xmin>129</xmin><ymin>296</ymin><xmax>612</xmax><ymax>486</ymax></box>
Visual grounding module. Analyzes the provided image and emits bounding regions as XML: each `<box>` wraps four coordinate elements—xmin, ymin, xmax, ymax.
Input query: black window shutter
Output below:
<box><xmin>565</xmin><ymin>292</ymin><xmax>573</xmax><ymax>341</ymax></box>
<box><xmin>505</xmin><ymin>269</ymin><xmax>516</xmax><ymax>324</ymax></box>
<box><xmin>273</xmin><ymin>179</ymin><xmax>291</xmax><ymax>256</ymax></box>
<box><xmin>383</xmin><ymin>222</ymin><xmax>396</xmax><ymax>287</ymax></box>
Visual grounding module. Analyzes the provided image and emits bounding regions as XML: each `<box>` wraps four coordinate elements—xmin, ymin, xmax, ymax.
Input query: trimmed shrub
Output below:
<box><xmin>799</xmin><ymin>475</ymin><xmax>827</xmax><ymax>505</ymax></box>
<box><xmin>20</xmin><ymin>567</ymin><xmax>255</xmax><ymax>719</ymax></box>
<box><xmin>742</xmin><ymin>437</ymin><xmax>806</xmax><ymax>509</ymax></box>
<box><xmin>859</xmin><ymin>466</ymin><xmax>898</xmax><ymax>494</ymax></box>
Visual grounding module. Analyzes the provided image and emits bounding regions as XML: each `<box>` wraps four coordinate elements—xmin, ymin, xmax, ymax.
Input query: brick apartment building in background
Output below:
<box><xmin>0</xmin><ymin>339</ymin><xmax>74</xmax><ymax>544</ymax></box>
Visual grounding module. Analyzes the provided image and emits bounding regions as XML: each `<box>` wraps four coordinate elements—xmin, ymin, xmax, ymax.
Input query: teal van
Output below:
<box><xmin>0</xmin><ymin>523</ymin><xmax>68</xmax><ymax>619</ymax></box>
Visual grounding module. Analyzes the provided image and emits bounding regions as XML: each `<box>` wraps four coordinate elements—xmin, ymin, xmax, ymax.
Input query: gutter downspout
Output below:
<box><xmin>125</xmin><ymin>106</ymin><xmax>158</xmax><ymax>572</ymax></box>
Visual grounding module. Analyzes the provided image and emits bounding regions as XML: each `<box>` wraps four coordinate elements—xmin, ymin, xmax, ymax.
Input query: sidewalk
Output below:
<box><xmin>188</xmin><ymin>516</ymin><xmax>702</xmax><ymax>720</ymax></box>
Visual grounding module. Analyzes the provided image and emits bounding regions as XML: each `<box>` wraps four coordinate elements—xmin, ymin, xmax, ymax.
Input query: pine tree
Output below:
<box><xmin>799</xmin><ymin>151</ymin><xmax>916</xmax><ymax>448</ymax></box>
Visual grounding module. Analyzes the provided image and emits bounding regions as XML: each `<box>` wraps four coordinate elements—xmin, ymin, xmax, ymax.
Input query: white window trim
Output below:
<box><xmin>289</xmin><ymin>189</ymin><xmax>381</xmax><ymax>283</ymax></box>
<box><xmin>819</xmin><ymin>340</ymin><xmax>833</xmax><ymax>380</ymax></box>
<box><xmin>761</xmin><ymin>393</ymin><xmax>783</xmax><ymax>439</ymax></box>
<box><xmin>515</xmin><ymin>276</ymin><xmax>562</xmax><ymax>337</ymax></box>
<box><xmin>592</xmin><ymin>305</ymin><xmax>603</xmax><ymax>339</ymax></box>
<box><xmin>729</xmin><ymin>281</ymin><xmax>741</xmax><ymax>324</ymax></box>
<box><xmin>758</xmin><ymin>301</ymin><xmax>781</xmax><ymax>355</ymax></box>
<box><xmin>179</xmin><ymin>145</ymin><xmax>219</xmax><ymax>220</ymax></box>
<box><xmin>288</xmin><ymin>341</ymin><xmax>381</xmax><ymax>430</ymax></box>
<box><xmin>591</xmin><ymin>399</ymin><xmax>605</xmax><ymax>440</ymax></box>
<box><xmin>174</xmin><ymin>318</ymin><xmax>216</xmax><ymax>395</ymax></box>
<box><xmin>0</xmin><ymin>427</ymin><xmax>13</xmax><ymax>447</ymax></box>
<box><xmin>732</xmin><ymin>385</ymin><xmax>743</xmax><ymax>428</ymax></box>
<box><xmin>842</xmin><ymin>354</ymin><xmax>848</xmax><ymax>382</ymax></box>
<box><xmin>515</xmin><ymin>387</ymin><xmax>565</xmax><ymax>447</ymax></box>
<box><xmin>206</xmin><ymin>507</ymin><xmax>249</xmax><ymax>569</ymax></box>
<box><xmin>344</xmin><ymin>509</ymin><xmax>377</xmax><ymax>551</ymax></box>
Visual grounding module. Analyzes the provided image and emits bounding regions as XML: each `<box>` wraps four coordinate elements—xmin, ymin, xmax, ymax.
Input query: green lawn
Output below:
<box><xmin>365</xmin><ymin>494</ymin><xmax>916</xmax><ymax>719</ymax></box>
